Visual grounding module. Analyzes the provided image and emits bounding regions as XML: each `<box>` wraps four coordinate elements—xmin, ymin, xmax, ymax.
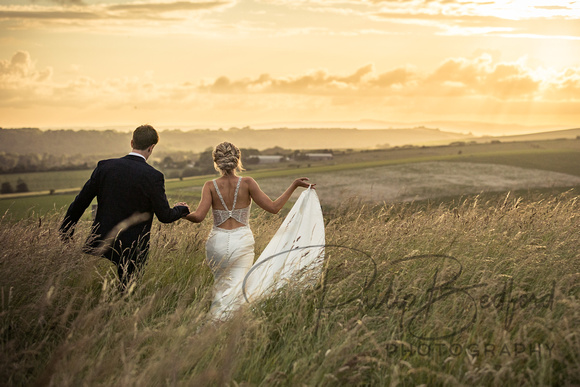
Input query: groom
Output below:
<box><xmin>59</xmin><ymin>124</ymin><xmax>190</xmax><ymax>289</ymax></box>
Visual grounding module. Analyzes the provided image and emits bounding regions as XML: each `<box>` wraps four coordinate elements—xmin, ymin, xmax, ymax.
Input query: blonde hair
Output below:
<box><xmin>212</xmin><ymin>142</ymin><xmax>244</xmax><ymax>175</ymax></box>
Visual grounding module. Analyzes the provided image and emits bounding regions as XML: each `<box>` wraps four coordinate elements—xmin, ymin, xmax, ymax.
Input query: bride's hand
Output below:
<box><xmin>293</xmin><ymin>177</ymin><xmax>315</xmax><ymax>189</ymax></box>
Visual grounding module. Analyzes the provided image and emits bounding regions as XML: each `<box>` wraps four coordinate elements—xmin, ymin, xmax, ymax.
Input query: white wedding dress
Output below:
<box><xmin>205</xmin><ymin>178</ymin><xmax>325</xmax><ymax>320</ymax></box>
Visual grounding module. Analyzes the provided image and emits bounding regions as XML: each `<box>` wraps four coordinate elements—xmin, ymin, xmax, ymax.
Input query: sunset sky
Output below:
<box><xmin>1</xmin><ymin>0</ymin><xmax>579</xmax><ymax>132</ymax></box>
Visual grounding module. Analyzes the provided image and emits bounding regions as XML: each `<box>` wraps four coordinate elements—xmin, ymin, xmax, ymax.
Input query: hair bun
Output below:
<box><xmin>212</xmin><ymin>142</ymin><xmax>244</xmax><ymax>174</ymax></box>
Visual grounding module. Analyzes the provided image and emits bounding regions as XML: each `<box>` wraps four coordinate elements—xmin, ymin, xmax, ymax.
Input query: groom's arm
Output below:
<box><xmin>59</xmin><ymin>166</ymin><xmax>100</xmax><ymax>239</ymax></box>
<box><xmin>150</xmin><ymin>172</ymin><xmax>189</xmax><ymax>223</ymax></box>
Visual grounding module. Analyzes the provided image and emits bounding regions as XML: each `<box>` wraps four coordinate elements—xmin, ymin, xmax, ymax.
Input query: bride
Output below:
<box><xmin>184</xmin><ymin>142</ymin><xmax>315</xmax><ymax>320</ymax></box>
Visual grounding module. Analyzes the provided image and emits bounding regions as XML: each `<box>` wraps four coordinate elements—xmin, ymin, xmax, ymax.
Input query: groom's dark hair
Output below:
<box><xmin>132</xmin><ymin>125</ymin><xmax>159</xmax><ymax>150</ymax></box>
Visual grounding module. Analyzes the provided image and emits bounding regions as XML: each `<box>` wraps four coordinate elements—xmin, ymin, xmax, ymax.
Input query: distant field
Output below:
<box><xmin>0</xmin><ymin>194</ymin><xmax>77</xmax><ymax>221</ymax></box>
<box><xmin>0</xmin><ymin>168</ymin><xmax>186</xmax><ymax>194</ymax></box>
<box><xmin>0</xmin><ymin>169</ymin><xmax>93</xmax><ymax>192</ymax></box>
<box><xmin>170</xmin><ymin>144</ymin><xmax>580</xmax><ymax>205</ymax></box>
<box><xmin>263</xmin><ymin>161</ymin><xmax>580</xmax><ymax>205</ymax></box>
<box><xmin>453</xmin><ymin>149</ymin><xmax>580</xmax><ymax>176</ymax></box>
<box><xmin>2</xmin><ymin>139</ymin><xmax>579</xmax><ymax>220</ymax></box>
<box><xmin>0</xmin><ymin>191</ymin><xmax>190</xmax><ymax>222</ymax></box>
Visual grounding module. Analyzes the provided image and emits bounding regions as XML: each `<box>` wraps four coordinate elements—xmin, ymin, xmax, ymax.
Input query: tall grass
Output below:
<box><xmin>1</xmin><ymin>190</ymin><xmax>579</xmax><ymax>386</ymax></box>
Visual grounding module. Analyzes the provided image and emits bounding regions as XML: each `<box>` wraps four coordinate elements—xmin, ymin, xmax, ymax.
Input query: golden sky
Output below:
<box><xmin>0</xmin><ymin>0</ymin><xmax>579</xmax><ymax>131</ymax></box>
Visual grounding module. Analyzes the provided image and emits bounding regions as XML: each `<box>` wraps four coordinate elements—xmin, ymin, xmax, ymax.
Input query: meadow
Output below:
<box><xmin>0</xmin><ymin>170</ymin><xmax>94</xmax><ymax>194</ymax></box>
<box><xmin>1</xmin><ymin>187</ymin><xmax>579</xmax><ymax>386</ymax></box>
<box><xmin>1</xmin><ymin>139</ymin><xmax>580</xmax><ymax>385</ymax></box>
<box><xmin>1</xmin><ymin>138</ymin><xmax>579</xmax><ymax>219</ymax></box>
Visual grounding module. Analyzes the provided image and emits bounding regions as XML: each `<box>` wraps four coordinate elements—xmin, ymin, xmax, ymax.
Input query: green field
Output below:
<box><xmin>0</xmin><ymin>194</ymin><xmax>77</xmax><ymax>221</ymax></box>
<box><xmin>0</xmin><ymin>169</ymin><xmax>93</xmax><ymax>193</ymax></box>
<box><xmin>1</xmin><ymin>139</ymin><xmax>579</xmax><ymax>220</ymax></box>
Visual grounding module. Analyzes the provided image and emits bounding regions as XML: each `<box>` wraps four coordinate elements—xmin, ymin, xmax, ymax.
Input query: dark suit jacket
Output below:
<box><xmin>60</xmin><ymin>155</ymin><xmax>189</xmax><ymax>264</ymax></box>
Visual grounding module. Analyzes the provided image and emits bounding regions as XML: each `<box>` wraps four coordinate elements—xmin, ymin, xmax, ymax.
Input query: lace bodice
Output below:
<box><xmin>212</xmin><ymin>177</ymin><xmax>251</xmax><ymax>227</ymax></box>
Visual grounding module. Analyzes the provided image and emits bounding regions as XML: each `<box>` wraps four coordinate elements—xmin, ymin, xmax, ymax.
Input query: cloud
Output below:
<box><xmin>1</xmin><ymin>50</ymin><xmax>578</xmax><ymax>124</ymax></box>
<box><xmin>424</xmin><ymin>55</ymin><xmax>541</xmax><ymax>98</ymax></box>
<box><xmin>0</xmin><ymin>1</ymin><xmax>234</xmax><ymax>25</ymax></box>
<box><xmin>201</xmin><ymin>64</ymin><xmax>417</xmax><ymax>95</ymax></box>
<box><xmin>544</xmin><ymin>68</ymin><xmax>580</xmax><ymax>100</ymax></box>
<box><xmin>0</xmin><ymin>51</ymin><xmax>54</xmax><ymax>108</ymax></box>
<box><xmin>108</xmin><ymin>1</ymin><xmax>230</xmax><ymax>12</ymax></box>
<box><xmin>0</xmin><ymin>51</ymin><xmax>52</xmax><ymax>87</ymax></box>
<box><xmin>0</xmin><ymin>9</ymin><xmax>100</xmax><ymax>20</ymax></box>
<box><xmin>263</xmin><ymin>0</ymin><xmax>579</xmax><ymax>11</ymax></box>
<box><xmin>258</xmin><ymin>0</ymin><xmax>580</xmax><ymax>39</ymax></box>
<box><xmin>44</xmin><ymin>0</ymin><xmax>85</xmax><ymax>5</ymax></box>
<box><xmin>199</xmin><ymin>55</ymin><xmax>549</xmax><ymax>100</ymax></box>
<box><xmin>4</xmin><ymin>0</ymin><xmax>578</xmax><ymax>39</ymax></box>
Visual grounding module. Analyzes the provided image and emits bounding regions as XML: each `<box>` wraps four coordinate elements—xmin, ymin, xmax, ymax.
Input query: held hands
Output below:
<box><xmin>293</xmin><ymin>177</ymin><xmax>315</xmax><ymax>189</ymax></box>
<box><xmin>174</xmin><ymin>201</ymin><xmax>190</xmax><ymax>213</ymax></box>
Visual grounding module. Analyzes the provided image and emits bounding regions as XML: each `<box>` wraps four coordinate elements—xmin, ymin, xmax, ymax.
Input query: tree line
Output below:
<box><xmin>0</xmin><ymin>126</ymin><xmax>474</xmax><ymax>157</ymax></box>
<box><xmin>0</xmin><ymin>152</ymin><xmax>101</xmax><ymax>174</ymax></box>
<box><xmin>1</xmin><ymin>179</ymin><xmax>29</xmax><ymax>194</ymax></box>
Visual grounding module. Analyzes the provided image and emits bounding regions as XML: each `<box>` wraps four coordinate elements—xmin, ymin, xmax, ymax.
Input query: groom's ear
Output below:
<box><xmin>148</xmin><ymin>144</ymin><xmax>156</xmax><ymax>154</ymax></box>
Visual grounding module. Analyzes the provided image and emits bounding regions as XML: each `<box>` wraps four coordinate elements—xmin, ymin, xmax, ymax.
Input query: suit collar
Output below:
<box><xmin>127</xmin><ymin>151</ymin><xmax>147</xmax><ymax>160</ymax></box>
<box><xmin>124</xmin><ymin>154</ymin><xmax>147</xmax><ymax>163</ymax></box>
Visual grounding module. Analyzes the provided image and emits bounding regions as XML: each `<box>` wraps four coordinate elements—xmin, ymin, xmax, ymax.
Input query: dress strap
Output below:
<box><xmin>212</xmin><ymin>177</ymin><xmax>242</xmax><ymax>212</ymax></box>
<box><xmin>232</xmin><ymin>177</ymin><xmax>242</xmax><ymax>209</ymax></box>
<box><xmin>212</xmin><ymin>179</ymin><xmax>230</xmax><ymax>211</ymax></box>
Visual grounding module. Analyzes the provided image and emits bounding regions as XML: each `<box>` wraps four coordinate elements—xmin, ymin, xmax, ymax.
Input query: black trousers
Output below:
<box><xmin>110</xmin><ymin>244</ymin><xmax>149</xmax><ymax>290</ymax></box>
<box><xmin>85</xmin><ymin>238</ymin><xmax>149</xmax><ymax>290</ymax></box>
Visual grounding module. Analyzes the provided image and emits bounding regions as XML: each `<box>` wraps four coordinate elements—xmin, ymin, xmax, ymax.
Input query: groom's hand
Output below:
<box><xmin>174</xmin><ymin>202</ymin><xmax>190</xmax><ymax>212</ymax></box>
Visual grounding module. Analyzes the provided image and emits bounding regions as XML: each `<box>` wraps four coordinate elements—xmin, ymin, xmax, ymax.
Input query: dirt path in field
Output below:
<box><xmin>258</xmin><ymin>161</ymin><xmax>580</xmax><ymax>205</ymax></box>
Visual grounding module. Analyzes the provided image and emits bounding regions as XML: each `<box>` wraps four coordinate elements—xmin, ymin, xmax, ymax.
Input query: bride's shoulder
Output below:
<box><xmin>241</xmin><ymin>176</ymin><xmax>258</xmax><ymax>189</ymax></box>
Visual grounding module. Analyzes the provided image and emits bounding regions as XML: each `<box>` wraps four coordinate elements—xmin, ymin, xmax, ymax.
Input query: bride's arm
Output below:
<box><xmin>183</xmin><ymin>181</ymin><xmax>212</xmax><ymax>223</ymax></box>
<box><xmin>248</xmin><ymin>177</ymin><xmax>313</xmax><ymax>214</ymax></box>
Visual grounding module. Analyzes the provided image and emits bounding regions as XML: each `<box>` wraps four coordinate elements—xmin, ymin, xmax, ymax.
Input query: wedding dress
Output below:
<box><xmin>205</xmin><ymin>177</ymin><xmax>254</xmax><ymax>320</ymax></box>
<box><xmin>205</xmin><ymin>177</ymin><xmax>325</xmax><ymax>320</ymax></box>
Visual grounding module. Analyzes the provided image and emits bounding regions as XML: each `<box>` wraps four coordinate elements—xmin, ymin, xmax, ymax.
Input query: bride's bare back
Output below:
<box><xmin>184</xmin><ymin>173</ymin><xmax>313</xmax><ymax>228</ymax></box>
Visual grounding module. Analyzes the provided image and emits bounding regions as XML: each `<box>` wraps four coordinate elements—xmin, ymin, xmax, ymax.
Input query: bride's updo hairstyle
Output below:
<box><xmin>213</xmin><ymin>142</ymin><xmax>244</xmax><ymax>175</ymax></box>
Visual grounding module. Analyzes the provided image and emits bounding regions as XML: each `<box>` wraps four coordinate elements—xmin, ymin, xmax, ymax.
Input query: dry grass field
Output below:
<box><xmin>1</xmin><ymin>139</ymin><xmax>579</xmax><ymax>385</ymax></box>
<box><xmin>1</xmin><ymin>187</ymin><xmax>579</xmax><ymax>386</ymax></box>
